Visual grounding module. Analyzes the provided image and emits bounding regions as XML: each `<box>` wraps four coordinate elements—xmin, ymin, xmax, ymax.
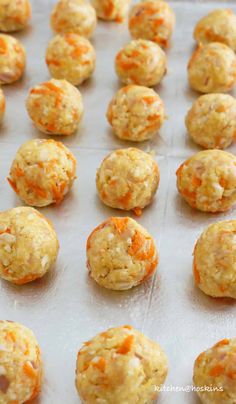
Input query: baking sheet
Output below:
<box><xmin>0</xmin><ymin>1</ymin><xmax>236</xmax><ymax>403</ymax></box>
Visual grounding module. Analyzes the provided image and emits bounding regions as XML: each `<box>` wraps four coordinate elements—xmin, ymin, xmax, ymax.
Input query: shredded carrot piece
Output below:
<box><xmin>143</xmin><ymin>96</ymin><xmax>156</xmax><ymax>104</ymax></box>
<box><xmin>42</xmin><ymin>82</ymin><xmax>62</xmax><ymax>93</ymax></box>
<box><xmin>0</xmin><ymin>38</ymin><xmax>7</xmax><ymax>54</ymax></box>
<box><xmin>92</xmin><ymin>358</ymin><xmax>106</xmax><ymax>372</ymax></box>
<box><xmin>209</xmin><ymin>364</ymin><xmax>225</xmax><ymax>377</ymax></box>
<box><xmin>104</xmin><ymin>0</ymin><xmax>114</xmax><ymax>17</ymax></box>
<box><xmin>14</xmin><ymin>166</ymin><xmax>24</xmax><ymax>177</ymax></box>
<box><xmin>111</xmin><ymin>217</ymin><xmax>129</xmax><ymax>234</ymax></box>
<box><xmin>128</xmin><ymin>231</ymin><xmax>145</xmax><ymax>257</ymax></box>
<box><xmin>23</xmin><ymin>362</ymin><xmax>37</xmax><ymax>379</ymax></box>
<box><xmin>52</xmin><ymin>182</ymin><xmax>66</xmax><ymax>204</ymax></box>
<box><xmin>143</xmin><ymin>257</ymin><xmax>158</xmax><ymax>281</ymax></box>
<box><xmin>46</xmin><ymin>58</ymin><xmax>61</xmax><ymax>67</ymax></box>
<box><xmin>118</xmin><ymin>191</ymin><xmax>132</xmax><ymax>207</ymax></box>
<box><xmin>117</xmin><ymin>335</ymin><xmax>134</xmax><ymax>354</ymax></box>
<box><xmin>193</xmin><ymin>258</ymin><xmax>200</xmax><ymax>284</ymax></box>
<box><xmin>6</xmin><ymin>331</ymin><xmax>16</xmax><ymax>343</ymax></box>
<box><xmin>192</xmin><ymin>176</ymin><xmax>201</xmax><ymax>187</ymax></box>
<box><xmin>214</xmin><ymin>339</ymin><xmax>229</xmax><ymax>348</ymax></box>
<box><xmin>123</xmin><ymin>325</ymin><xmax>133</xmax><ymax>330</ymax></box>
<box><xmin>133</xmin><ymin>207</ymin><xmax>142</xmax><ymax>217</ymax></box>
<box><xmin>7</xmin><ymin>177</ymin><xmax>18</xmax><ymax>193</ymax></box>
<box><xmin>25</xmin><ymin>180</ymin><xmax>47</xmax><ymax>199</ymax></box>
<box><xmin>71</xmin><ymin>46</ymin><xmax>89</xmax><ymax>58</ymax></box>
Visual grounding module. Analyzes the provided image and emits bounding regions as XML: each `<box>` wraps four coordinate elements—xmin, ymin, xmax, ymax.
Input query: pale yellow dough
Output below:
<box><xmin>188</xmin><ymin>42</ymin><xmax>236</xmax><ymax>93</ymax></box>
<box><xmin>91</xmin><ymin>0</ymin><xmax>130</xmax><ymax>22</ymax></box>
<box><xmin>129</xmin><ymin>0</ymin><xmax>175</xmax><ymax>49</ymax></box>
<box><xmin>87</xmin><ymin>217</ymin><xmax>158</xmax><ymax>290</ymax></box>
<box><xmin>96</xmin><ymin>148</ymin><xmax>159</xmax><ymax>215</ymax></box>
<box><xmin>0</xmin><ymin>0</ymin><xmax>31</xmax><ymax>32</ymax></box>
<box><xmin>176</xmin><ymin>150</ymin><xmax>236</xmax><ymax>212</ymax></box>
<box><xmin>185</xmin><ymin>93</ymin><xmax>236</xmax><ymax>149</ymax></box>
<box><xmin>0</xmin><ymin>207</ymin><xmax>59</xmax><ymax>285</ymax></box>
<box><xmin>193</xmin><ymin>338</ymin><xmax>236</xmax><ymax>404</ymax></box>
<box><xmin>26</xmin><ymin>79</ymin><xmax>84</xmax><ymax>135</ymax></box>
<box><xmin>50</xmin><ymin>0</ymin><xmax>97</xmax><ymax>38</ymax></box>
<box><xmin>115</xmin><ymin>39</ymin><xmax>167</xmax><ymax>87</ymax></box>
<box><xmin>0</xmin><ymin>88</ymin><xmax>5</xmax><ymax>124</ymax></box>
<box><xmin>46</xmin><ymin>33</ymin><xmax>96</xmax><ymax>86</ymax></box>
<box><xmin>76</xmin><ymin>325</ymin><xmax>168</xmax><ymax>403</ymax></box>
<box><xmin>0</xmin><ymin>34</ymin><xmax>25</xmax><ymax>84</ymax></box>
<box><xmin>8</xmin><ymin>139</ymin><xmax>77</xmax><ymax>207</ymax></box>
<box><xmin>0</xmin><ymin>321</ymin><xmax>42</xmax><ymax>404</ymax></box>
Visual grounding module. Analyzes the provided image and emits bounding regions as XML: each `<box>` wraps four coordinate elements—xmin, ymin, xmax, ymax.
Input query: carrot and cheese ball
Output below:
<box><xmin>193</xmin><ymin>338</ymin><xmax>236</xmax><ymax>404</ymax></box>
<box><xmin>0</xmin><ymin>88</ymin><xmax>5</xmax><ymax>124</ymax></box>
<box><xmin>0</xmin><ymin>207</ymin><xmax>59</xmax><ymax>285</ymax></box>
<box><xmin>194</xmin><ymin>9</ymin><xmax>236</xmax><ymax>52</ymax></box>
<box><xmin>46</xmin><ymin>33</ymin><xmax>96</xmax><ymax>86</ymax></box>
<box><xmin>96</xmin><ymin>148</ymin><xmax>159</xmax><ymax>215</ymax></box>
<box><xmin>176</xmin><ymin>150</ymin><xmax>236</xmax><ymax>212</ymax></box>
<box><xmin>87</xmin><ymin>217</ymin><xmax>158</xmax><ymax>290</ymax></box>
<box><xmin>91</xmin><ymin>0</ymin><xmax>130</xmax><ymax>22</ymax></box>
<box><xmin>0</xmin><ymin>0</ymin><xmax>31</xmax><ymax>32</ymax></box>
<box><xmin>188</xmin><ymin>42</ymin><xmax>236</xmax><ymax>93</ymax></box>
<box><xmin>115</xmin><ymin>39</ymin><xmax>167</xmax><ymax>87</ymax></box>
<box><xmin>8</xmin><ymin>139</ymin><xmax>77</xmax><ymax>207</ymax></box>
<box><xmin>76</xmin><ymin>325</ymin><xmax>168</xmax><ymax>403</ymax></box>
<box><xmin>0</xmin><ymin>321</ymin><xmax>42</xmax><ymax>403</ymax></box>
<box><xmin>26</xmin><ymin>79</ymin><xmax>84</xmax><ymax>136</ymax></box>
<box><xmin>129</xmin><ymin>0</ymin><xmax>175</xmax><ymax>49</ymax></box>
<box><xmin>50</xmin><ymin>0</ymin><xmax>97</xmax><ymax>38</ymax></box>
<box><xmin>0</xmin><ymin>34</ymin><xmax>25</xmax><ymax>84</ymax></box>
<box><xmin>185</xmin><ymin>94</ymin><xmax>236</xmax><ymax>149</ymax></box>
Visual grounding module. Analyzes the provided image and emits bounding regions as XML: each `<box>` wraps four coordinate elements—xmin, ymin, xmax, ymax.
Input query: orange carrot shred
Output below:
<box><xmin>117</xmin><ymin>335</ymin><xmax>134</xmax><ymax>354</ymax></box>
<box><xmin>92</xmin><ymin>358</ymin><xmax>106</xmax><ymax>372</ymax></box>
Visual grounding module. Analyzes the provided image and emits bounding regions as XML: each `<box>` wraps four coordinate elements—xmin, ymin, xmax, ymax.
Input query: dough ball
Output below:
<box><xmin>76</xmin><ymin>325</ymin><xmax>168</xmax><ymax>403</ymax></box>
<box><xmin>0</xmin><ymin>34</ymin><xmax>25</xmax><ymax>84</ymax></box>
<box><xmin>96</xmin><ymin>148</ymin><xmax>159</xmax><ymax>215</ymax></box>
<box><xmin>115</xmin><ymin>39</ymin><xmax>167</xmax><ymax>87</ymax></box>
<box><xmin>8</xmin><ymin>139</ymin><xmax>77</xmax><ymax>207</ymax></box>
<box><xmin>46</xmin><ymin>33</ymin><xmax>96</xmax><ymax>86</ymax></box>
<box><xmin>0</xmin><ymin>88</ymin><xmax>5</xmax><ymax>124</ymax></box>
<box><xmin>194</xmin><ymin>9</ymin><xmax>236</xmax><ymax>51</ymax></box>
<box><xmin>185</xmin><ymin>93</ymin><xmax>236</xmax><ymax>149</ymax></box>
<box><xmin>129</xmin><ymin>0</ymin><xmax>175</xmax><ymax>49</ymax></box>
<box><xmin>26</xmin><ymin>79</ymin><xmax>84</xmax><ymax>136</ymax></box>
<box><xmin>0</xmin><ymin>320</ymin><xmax>42</xmax><ymax>403</ymax></box>
<box><xmin>50</xmin><ymin>0</ymin><xmax>97</xmax><ymax>38</ymax></box>
<box><xmin>193</xmin><ymin>220</ymin><xmax>236</xmax><ymax>298</ymax></box>
<box><xmin>193</xmin><ymin>338</ymin><xmax>236</xmax><ymax>404</ymax></box>
<box><xmin>0</xmin><ymin>0</ymin><xmax>31</xmax><ymax>32</ymax></box>
<box><xmin>87</xmin><ymin>217</ymin><xmax>158</xmax><ymax>290</ymax></box>
<box><xmin>91</xmin><ymin>0</ymin><xmax>130</xmax><ymax>22</ymax></box>
<box><xmin>188</xmin><ymin>42</ymin><xmax>236</xmax><ymax>93</ymax></box>
<box><xmin>176</xmin><ymin>150</ymin><xmax>236</xmax><ymax>212</ymax></box>
<box><xmin>0</xmin><ymin>207</ymin><xmax>59</xmax><ymax>285</ymax></box>
<box><xmin>107</xmin><ymin>85</ymin><xmax>165</xmax><ymax>142</ymax></box>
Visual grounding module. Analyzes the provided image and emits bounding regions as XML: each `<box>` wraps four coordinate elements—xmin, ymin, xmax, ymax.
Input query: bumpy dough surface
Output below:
<box><xmin>185</xmin><ymin>94</ymin><xmax>236</xmax><ymax>149</ymax></box>
<box><xmin>76</xmin><ymin>325</ymin><xmax>168</xmax><ymax>403</ymax></box>
<box><xmin>0</xmin><ymin>0</ymin><xmax>31</xmax><ymax>32</ymax></box>
<box><xmin>50</xmin><ymin>0</ymin><xmax>97</xmax><ymax>38</ymax></box>
<box><xmin>0</xmin><ymin>207</ymin><xmax>59</xmax><ymax>285</ymax></box>
<box><xmin>0</xmin><ymin>88</ymin><xmax>5</xmax><ymax>124</ymax></box>
<box><xmin>193</xmin><ymin>338</ymin><xmax>236</xmax><ymax>404</ymax></box>
<box><xmin>96</xmin><ymin>148</ymin><xmax>159</xmax><ymax>214</ymax></box>
<box><xmin>26</xmin><ymin>79</ymin><xmax>84</xmax><ymax>135</ymax></box>
<box><xmin>194</xmin><ymin>9</ymin><xmax>236</xmax><ymax>51</ymax></box>
<box><xmin>0</xmin><ymin>321</ymin><xmax>42</xmax><ymax>404</ymax></box>
<box><xmin>46</xmin><ymin>33</ymin><xmax>96</xmax><ymax>86</ymax></box>
<box><xmin>8</xmin><ymin>139</ymin><xmax>77</xmax><ymax>207</ymax></box>
<box><xmin>0</xmin><ymin>34</ymin><xmax>25</xmax><ymax>84</ymax></box>
<box><xmin>176</xmin><ymin>150</ymin><xmax>236</xmax><ymax>212</ymax></box>
<box><xmin>129</xmin><ymin>0</ymin><xmax>175</xmax><ymax>49</ymax></box>
<box><xmin>87</xmin><ymin>217</ymin><xmax>158</xmax><ymax>290</ymax></box>
<box><xmin>193</xmin><ymin>220</ymin><xmax>236</xmax><ymax>298</ymax></box>
<box><xmin>115</xmin><ymin>39</ymin><xmax>167</xmax><ymax>87</ymax></box>
<box><xmin>91</xmin><ymin>0</ymin><xmax>130</xmax><ymax>22</ymax></box>
<box><xmin>107</xmin><ymin>85</ymin><xmax>165</xmax><ymax>142</ymax></box>
<box><xmin>188</xmin><ymin>42</ymin><xmax>236</xmax><ymax>93</ymax></box>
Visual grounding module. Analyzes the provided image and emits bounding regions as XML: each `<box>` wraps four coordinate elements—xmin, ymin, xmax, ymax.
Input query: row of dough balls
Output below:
<box><xmin>0</xmin><ymin>320</ymin><xmax>235</xmax><ymax>404</ymax></box>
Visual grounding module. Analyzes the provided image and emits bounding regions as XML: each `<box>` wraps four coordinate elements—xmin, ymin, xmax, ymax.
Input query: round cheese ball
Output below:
<box><xmin>193</xmin><ymin>338</ymin><xmax>236</xmax><ymax>404</ymax></box>
<box><xmin>0</xmin><ymin>88</ymin><xmax>5</xmax><ymax>124</ymax></box>
<box><xmin>50</xmin><ymin>0</ymin><xmax>97</xmax><ymax>38</ymax></box>
<box><xmin>0</xmin><ymin>34</ymin><xmax>25</xmax><ymax>84</ymax></box>
<box><xmin>0</xmin><ymin>321</ymin><xmax>42</xmax><ymax>403</ymax></box>
<box><xmin>87</xmin><ymin>217</ymin><xmax>158</xmax><ymax>290</ymax></box>
<box><xmin>46</xmin><ymin>33</ymin><xmax>96</xmax><ymax>86</ymax></box>
<box><xmin>129</xmin><ymin>0</ymin><xmax>175</xmax><ymax>49</ymax></box>
<box><xmin>188</xmin><ymin>42</ymin><xmax>236</xmax><ymax>93</ymax></box>
<box><xmin>0</xmin><ymin>207</ymin><xmax>59</xmax><ymax>285</ymax></box>
<box><xmin>8</xmin><ymin>139</ymin><xmax>77</xmax><ymax>207</ymax></box>
<box><xmin>91</xmin><ymin>0</ymin><xmax>130</xmax><ymax>22</ymax></box>
<box><xmin>185</xmin><ymin>94</ymin><xmax>236</xmax><ymax>149</ymax></box>
<box><xmin>26</xmin><ymin>79</ymin><xmax>84</xmax><ymax>136</ymax></box>
<box><xmin>176</xmin><ymin>150</ymin><xmax>236</xmax><ymax>212</ymax></box>
<box><xmin>107</xmin><ymin>85</ymin><xmax>165</xmax><ymax>142</ymax></box>
<box><xmin>0</xmin><ymin>0</ymin><xmax>31</xmax><ymax>32</ymax></box>
<box><xmin>194</xmin><ymin>9</ymin><xmax>236</xmax><ymax>51</ymax></box>
<box><xmin>96</xmin><ymin>148</ymin><xmax>159</xmax><ymax>215</ymax></box>
<box><xmin>76</xmin><ymin>325</ymin><xmax>168</xmax><ymax>403</ymax></box>
<box><xmin>193</xmin><ymin>220</ymin><xmax>236</xmax><ymax>298</ymax></box>
<box><xmin>115</xmin><ymin>39</ymin><xmax>167</xmax><ymax>87</ymax></box>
